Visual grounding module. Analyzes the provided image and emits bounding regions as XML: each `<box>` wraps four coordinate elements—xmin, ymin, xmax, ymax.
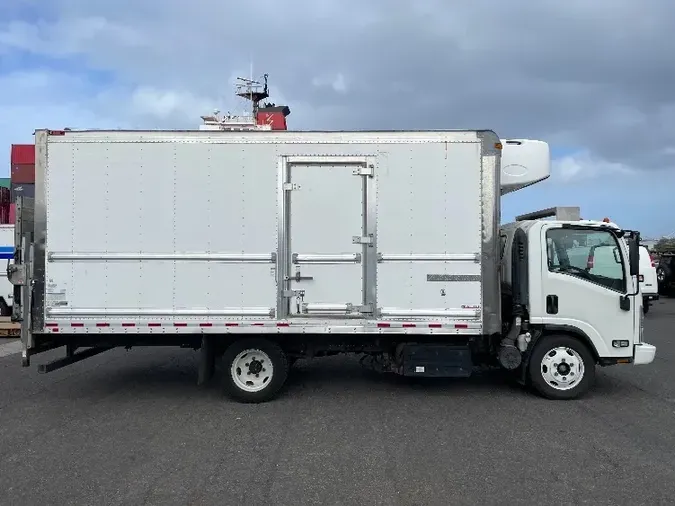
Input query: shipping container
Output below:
<box><xmin>0</xmin><ymin>177</ymin><xmax>10</xmax><ymax>189</ymax></box>
<box><xmin>10</xmin><ymin>144</ymin><xmax>34</xmax><ymax>165</ymax></box>
<box><xmin>11</xmin><ymin>164</ymin><xmax>35</xmax><ymax>184</ymax></box>
<box><xmin>8</xmin><ymin>203</ymin><xmax>15</xmax><ymax>224</ymax></box>
<box><xmin>11</xmin><ymin>182</ymin><xmax>35</xmax><ymax>200</ymax></box>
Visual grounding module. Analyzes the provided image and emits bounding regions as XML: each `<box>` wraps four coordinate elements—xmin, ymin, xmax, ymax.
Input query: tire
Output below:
<box><xmin>643</xmin><ymin>298</ymin><xmax>650</xmax><ymax>314</ymax></box>
<box><xmin>528</xmin><ymin>334</ymin><xmax>595</xmax><ymax>400</ymax></box>
<box><xmin>222</xmin><ymin>338</ymin><xmax>289</xmax><ymax>403</ymax></box>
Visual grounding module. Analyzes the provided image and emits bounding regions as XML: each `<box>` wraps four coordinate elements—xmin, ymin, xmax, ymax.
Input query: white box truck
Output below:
<box><xmin>9</xmin><ymin>129</ymin><xmax>655</xmax><ymax>403</ymax></box>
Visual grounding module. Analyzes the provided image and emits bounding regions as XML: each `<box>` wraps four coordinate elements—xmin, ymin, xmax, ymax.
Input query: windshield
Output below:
<box><xmin>546</xmin><ymin>227</ymin><xmax>626</xmax><ymax>292</ymax></box>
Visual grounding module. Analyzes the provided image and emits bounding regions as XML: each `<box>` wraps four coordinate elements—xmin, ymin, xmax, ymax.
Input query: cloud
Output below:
<box><xmin>553</xmin><ymin>151</ymin><xmax>635</xmax><ymax>183</ymax></box>
<box><xmin>0</xmin><ymin>0</ymin><xmax>673</xmax><ymax>233</ymax></box>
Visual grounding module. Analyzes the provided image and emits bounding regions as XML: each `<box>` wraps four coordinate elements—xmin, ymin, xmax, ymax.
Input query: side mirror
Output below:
<box><xmin>627</xmin><ymin>237</ymin><xmax>640</xmax><ymax>277</ymax></box>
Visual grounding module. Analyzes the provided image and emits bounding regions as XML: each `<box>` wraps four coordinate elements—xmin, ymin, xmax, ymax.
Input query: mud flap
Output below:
<box><xmin>197</xmin><ymin>335</ymin><xmax>216</xmax><ymax>386</ymax></box>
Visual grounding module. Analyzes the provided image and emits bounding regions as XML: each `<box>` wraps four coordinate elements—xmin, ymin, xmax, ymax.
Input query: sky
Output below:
<box><xmin>0</xmin><ymin>0</ymin><xmax>674</xmax><ymax>238</ymax></box>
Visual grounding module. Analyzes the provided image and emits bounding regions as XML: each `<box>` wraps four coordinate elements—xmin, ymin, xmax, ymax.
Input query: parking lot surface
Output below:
<box><xmin>0</xmin><ymin>300</ymin><xmax>674</xmax><ymax>506</ymax></box>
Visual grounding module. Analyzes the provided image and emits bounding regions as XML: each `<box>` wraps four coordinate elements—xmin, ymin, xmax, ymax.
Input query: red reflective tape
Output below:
<box><xmin>45</xmin><ymin>323</ymin><xmax>59</xmax><ymax>327</ymax></box>
<box><xmin>402</xmin><ymin>323</ymin><xmax>416</xmax><ymax>328</ymax></box>
<box><xmin>377</xmin><ymin>323</ymin><xmax>391</xmax><ymax>328</ymax></box>
<box><xmin>96</xmin><ymin>323</ymin><xmax>110</xmax><ymax>327</ymax></box>
<box><xmin>225</xmin><ymin>323</ymin><xmax>239</xmax><ymax>327</ymax></box>
<box><xmin>199</xmin><ymin>323</ymin><xmax>213</xmax><ymax>327</ymax></box>
<box><xmin>147</xmin><ymin>323</ymin><xmax>161</xmax><ymax>327</ymax></box>
<box><xmin>455</xmin><ymin>323</ymin><xmax>468</xmax><ymax>329</ymax></box>
<box><xmin>51</xmin><ymin>328</ymin><xmax>60</xmax><ymax>332</ymax></box>
<box><xmin>122</xmin><ymin>323</ymin><xmax>136</xmax><ymax>327</ymax></box>
<box><xmin>174</xmin><ymin>323</ymin><xmax>187</xmax><ymax>327</ymax></box>
<box><xmin>252</xmin><ymin>323</ymin><xmax>265</xmax><ymax>327</ymax></box>
<box><xmin>276</xmin><ymin>322</ymin><xmax>290</xmax><ymax>327</ymax></box>
<box><xmin>428</xmin><ymin>323</ymin><xmax>442</xmax><ymax>328</ymax></box>
<box><xmin>70</xmin><ymin>323</ymin><xmax>84</xmax><ymax>327</ymax></box>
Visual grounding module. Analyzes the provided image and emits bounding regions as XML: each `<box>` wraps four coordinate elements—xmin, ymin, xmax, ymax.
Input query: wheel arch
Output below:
<box><xmin>519</xmin><ymin>325</ymin><xmax>599</xmax><ymax>385</ymax></box>
<box><xmin>539</xmin><ymin>325</ymin><xmax>600</xmax><ymax>362</ymax></box>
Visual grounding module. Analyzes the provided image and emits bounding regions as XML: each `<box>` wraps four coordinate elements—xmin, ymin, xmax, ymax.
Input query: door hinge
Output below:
<box><xmin>352</xmin><ymin>234</ymin><xmax>374</xmax><ymax>246</ymax></box>
<box><xmin>352</xmin><ymin>165</ymin><xmax>374</xmax><ymax>177</ymax></box>
<box><xmin>283</xmin><ymin>183</ymin><xmax>301</xmax><ymax>191</ymax></box>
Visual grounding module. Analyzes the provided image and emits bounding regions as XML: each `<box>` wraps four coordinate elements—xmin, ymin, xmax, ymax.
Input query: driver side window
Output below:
<box><xmin>546</xmin><ymin>228</ymin><xmax>626</xmax><ymax>292</ymax></box>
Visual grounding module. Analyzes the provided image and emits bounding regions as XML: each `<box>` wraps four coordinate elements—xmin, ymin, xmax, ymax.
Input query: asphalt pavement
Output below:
<box><xmin>0</xmin><ymin>300</ymin><xmax>674</xmax><ymax>506</ymax></box>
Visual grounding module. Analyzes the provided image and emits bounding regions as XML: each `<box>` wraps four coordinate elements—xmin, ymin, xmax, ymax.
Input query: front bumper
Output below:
<box><xmin>634</xmin><ymin>343</ymin><xmax>656</xmax><ymax>365</ymax></box>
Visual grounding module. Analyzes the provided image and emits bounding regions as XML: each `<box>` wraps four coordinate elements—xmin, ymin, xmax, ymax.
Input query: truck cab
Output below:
<box><xmin>499</xmin><ymin>212</ymin><xmax>654</xmax><ymax>399</ymax></box>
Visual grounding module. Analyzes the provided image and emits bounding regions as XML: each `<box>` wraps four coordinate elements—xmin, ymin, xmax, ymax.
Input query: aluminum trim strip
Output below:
<box><xmin>378</xmin><ymin>253</ymin><xmax>479</xmax><ymax>262</ymax></box>
<box><xmin>48</xmin><ymin>252</ymin><xmax>276</xmax><ymax>263</ymax></box>
<box><xmin>301</xmin><ymin>303</ymin><xmax>351</xmax><ymax>313</ymax></box>
<box><xmin>286</xmin><ymin>155</ymin><xmax>369</xmax><ymax>166</ymax></box>
<box><xmin>379</xmin><ymin>308</ymin><xmax>480</xmax><ymax>318</ymax></box>
<box><xmin>46</xmin><ymin>307</ymin><xmax>276</xmax><ymax>317</ymax></box>
<box><xmin>292</xmin><ymin>253</ymin><xmax>361</xmax><ymax>264</ymax></box>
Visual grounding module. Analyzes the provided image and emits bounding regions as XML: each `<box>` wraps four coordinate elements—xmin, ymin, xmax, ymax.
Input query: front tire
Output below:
<box><xmin>222</xmin><ymin>338</ymin><xmax>289</xmax><ymax>403</ymax></box>
<box><xmin>643</xmin><ymin>298</ymin><xmax>650</xmax><ymax>314</ymax></box>
<box><xmin>528</xmin><ymin>334</ymin><xmax>595</xmax><ymax>400</ymax></box>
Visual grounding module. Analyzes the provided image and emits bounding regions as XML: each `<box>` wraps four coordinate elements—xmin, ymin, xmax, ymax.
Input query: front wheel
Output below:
<box><xmin>528</xmin><ymin>334</ymin><xmax>595</xmax><ymax>400</ymax></box>
<box><xmin>222</xmin><ymin>338</ymin><xmax>289</xmax><ymax>403</ymax></box>
<box><xmin>643</xmin><ymin>298</ymin><xmax>650</xmax><ymax>314</ymax></box>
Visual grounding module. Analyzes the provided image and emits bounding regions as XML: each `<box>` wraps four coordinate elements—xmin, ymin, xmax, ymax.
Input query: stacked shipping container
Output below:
<box><xmin>4</xmin><ymin>143</ymin><xmax>35</xmax><ymax>224</ymax></box>
<box><xmin>11</xmin><ymin>144</ymin><xmax>35</xmax><ymax>197</ymax></box>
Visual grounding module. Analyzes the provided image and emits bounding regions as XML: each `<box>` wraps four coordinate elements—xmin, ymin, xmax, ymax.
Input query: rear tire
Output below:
<box><xmin>222</xmin><ymin>338</ymin><xmax>289</xmax><ymax>403</ymax></box>
<box><xmin>528</xmin><ymin>334</ymin><xmax>595</xmax><ymax>400</ymax></box>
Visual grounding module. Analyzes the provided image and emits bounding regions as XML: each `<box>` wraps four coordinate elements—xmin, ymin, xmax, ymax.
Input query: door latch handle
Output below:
<box><xmin>294</xmin><ymin>271</ymin><xmax>314</xmax><ymax>282</ymax></box>
<box><xmin>546</xmin><ymin>294</ymin><xmax>558</xmax><ymax>314</ymax></box>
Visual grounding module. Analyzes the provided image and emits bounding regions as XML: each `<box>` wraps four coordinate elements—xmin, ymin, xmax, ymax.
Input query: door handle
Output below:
<box><xmin>546</xmin><ymin>295</ymin><xmax>558</xmax><ymax>314</ymax></box>
<box><xmin>294</xmin><ymin>271</ymin><xmax>314</xmax><ymax>282</ymax></box>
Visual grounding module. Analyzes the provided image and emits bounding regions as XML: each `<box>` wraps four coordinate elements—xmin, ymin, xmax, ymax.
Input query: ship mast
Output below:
<box><xmin>199</xmin><ymin>72</ymin><xmax>289</xmax><ymax>131</ymax></box>
<box><xmin>235</xmin><ymin>73</ymin><xmax>269</xmax><ymax>117</ymax></box>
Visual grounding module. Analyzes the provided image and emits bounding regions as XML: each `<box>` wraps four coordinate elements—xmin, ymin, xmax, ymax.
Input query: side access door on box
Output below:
<box><xmin>276</xmin><ymin>155</ymin><xmax>377</xmax><ymax>320</ymax></box>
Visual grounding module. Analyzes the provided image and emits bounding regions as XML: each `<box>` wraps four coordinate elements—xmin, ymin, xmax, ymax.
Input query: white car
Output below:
<box><xmin>639</xmin><ymin>246</ymin><xmax>658</xmax><ymax>313</ymax></box>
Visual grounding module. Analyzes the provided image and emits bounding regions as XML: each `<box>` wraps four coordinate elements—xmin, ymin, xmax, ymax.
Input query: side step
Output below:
<box><xmin>400</xmin><ymin>344</ymin><xmax>473</xmax><ymax>378</ymax></box>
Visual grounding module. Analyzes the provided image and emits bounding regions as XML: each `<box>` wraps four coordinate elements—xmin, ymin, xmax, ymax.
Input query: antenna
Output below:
<box><xmin>198</xmin><ymin>71</ymin><xmax>287</xmax><ymax>131</ymax></box>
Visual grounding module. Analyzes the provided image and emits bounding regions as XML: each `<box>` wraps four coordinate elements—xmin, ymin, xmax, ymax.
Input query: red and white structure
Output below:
<box><xmin>199</xmin><ymin>74</ymin><xmax>290</xmax><ymax>131</ymax></box>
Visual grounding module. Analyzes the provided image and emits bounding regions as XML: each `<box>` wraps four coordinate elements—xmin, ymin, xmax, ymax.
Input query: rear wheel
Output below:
<box><xmin>528</xmin><ymin>334</ymin><xmax>595</xmax><ymax>400</ymax></box>
<box><xmin>222</xmin><ymin>338</ymin><xmax>289</xmax><ymax>403</ymax></box>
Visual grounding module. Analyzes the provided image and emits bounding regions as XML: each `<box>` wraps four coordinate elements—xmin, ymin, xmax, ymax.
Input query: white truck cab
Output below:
<box><xmin>499</xmin><ymin>206</ymin><xmax>654</xmax><ymax>398</ymax></box>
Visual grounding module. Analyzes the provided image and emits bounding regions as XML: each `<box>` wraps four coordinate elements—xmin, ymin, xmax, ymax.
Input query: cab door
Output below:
<box><xmin>538</xmin><ymin>224</ymin><xmax>635</xmax><ymax>358</ymax></box>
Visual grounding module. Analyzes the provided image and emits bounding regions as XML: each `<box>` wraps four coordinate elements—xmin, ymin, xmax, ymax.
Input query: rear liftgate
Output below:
<box><xmin>10</xmin><ymin>197</ymin><xmax>113</xmax><ymax>372</ymax></box>
<box><xmin>8</xmin><ymin>196</ymin><xmax>38</xmax><ymax>366</ymax></box>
